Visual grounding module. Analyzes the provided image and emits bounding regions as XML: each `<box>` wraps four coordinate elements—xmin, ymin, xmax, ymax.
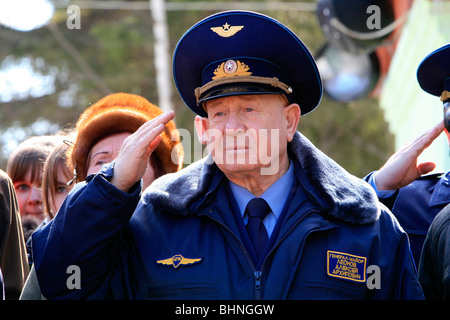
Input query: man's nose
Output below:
<box><xmin>225</xmin><ymin>112</ymin><xmax>245</xmax><ymax>134</ymax></box>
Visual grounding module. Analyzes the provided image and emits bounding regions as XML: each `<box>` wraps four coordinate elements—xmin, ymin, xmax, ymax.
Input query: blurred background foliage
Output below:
<box><xmin>0</xmin><ymin>0</ymin><xmax>394</xmax><ymax>177</ymax></box>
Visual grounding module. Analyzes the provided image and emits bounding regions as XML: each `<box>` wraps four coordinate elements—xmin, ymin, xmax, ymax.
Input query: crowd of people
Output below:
<box><xmin>0</xmin><ymin>11</ymin><xmax>449</xmax><ymax>300</ymax></box>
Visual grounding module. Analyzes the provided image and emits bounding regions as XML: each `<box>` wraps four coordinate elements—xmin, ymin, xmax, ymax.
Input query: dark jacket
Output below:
<box><xmin>33</xmin><ymin>132</ymin><xmax>424</xmax><ymax>299</ymax></box>
<box><xmin>0</xmin><ymin>169</ymin><xmax>29</xmax><ymax>299</ymax></box>
<box><xmin>418</xmin><ymin>203</ymin><xmax>450</xmax><ymax>300</ymax></box>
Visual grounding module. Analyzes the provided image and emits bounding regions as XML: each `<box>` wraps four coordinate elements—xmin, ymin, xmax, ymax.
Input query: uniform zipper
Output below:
<box><xmin>259</xmin><ymin>209</ymin><xmax>319</xmax><ymax>273</ymax></box>
<box><xmin>205</xmin><ymin>210</ymin><xmax>260</xmax><ymax>298</ymax></box>
<box><xmin>254</xmin><ymin>271</ymin><xmax>262</xmax><ymax>299</ymax></box>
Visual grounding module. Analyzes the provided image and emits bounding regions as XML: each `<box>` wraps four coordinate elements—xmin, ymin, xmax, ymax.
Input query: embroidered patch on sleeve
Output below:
<box><xmin>327</xmin><ymin>250</ymin><xmax>367</xmax><ymax>283</ymax></box>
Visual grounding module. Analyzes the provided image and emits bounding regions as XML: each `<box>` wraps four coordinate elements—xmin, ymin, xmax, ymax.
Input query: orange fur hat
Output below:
<box><xmin>67</xmin><ymin>92</ymin><xmax>184</xmax><ymax>182</ymax></box>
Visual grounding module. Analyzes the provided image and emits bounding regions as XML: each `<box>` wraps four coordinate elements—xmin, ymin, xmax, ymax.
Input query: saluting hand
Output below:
<box><xmin>110</xmin><ymin>110</ymin><xmax>176</xmax><ymax>193</ymax></box>
<box><xmin>374</xmin><ymin>120</ymin><xmax>446</xmax><ymax>191</ymax></box>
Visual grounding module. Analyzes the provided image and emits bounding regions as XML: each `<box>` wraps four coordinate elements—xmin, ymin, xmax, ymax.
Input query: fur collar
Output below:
<box><xmin>144</xmin><ymin>132</ymin><xmax>381</xmax><ymax>224</ymax></box>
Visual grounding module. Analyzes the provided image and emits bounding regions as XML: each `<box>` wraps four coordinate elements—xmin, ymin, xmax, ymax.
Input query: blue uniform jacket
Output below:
<box><xmin>32</xmin><ymin>132</ymin><xmax>424</xmax><ymax>299</ymax></box>
<box><xmin>365</xmin><ymin>171</ymin><xmax>450</xmax><ymax>267</ymax></box>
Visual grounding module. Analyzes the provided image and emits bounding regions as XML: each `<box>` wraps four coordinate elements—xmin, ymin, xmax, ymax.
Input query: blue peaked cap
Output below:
<box><xmin>417</xmin><ymin>43</ymin><xmax>450</xmax><ymax>101</ymax></box>
<box><xmin>173</xmin><ymin>11</ymin><xmax>322</xmax><ymax>117</ymax></box>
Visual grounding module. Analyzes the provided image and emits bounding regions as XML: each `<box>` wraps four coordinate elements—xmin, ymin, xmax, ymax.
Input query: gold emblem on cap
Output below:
<box><xmin>211</xmin><ymin>23</ymin><xmax>244</xmax><ymax>38</ymax></box>
<box><xmin>224</xmin><ymin>60</ymin><xmax>237</xmax><ymax>75</ymax></box>
<box><xmin>212</xmin><ymin>60</ymin><xmax>252</xmax><ymax>80</ymax></box>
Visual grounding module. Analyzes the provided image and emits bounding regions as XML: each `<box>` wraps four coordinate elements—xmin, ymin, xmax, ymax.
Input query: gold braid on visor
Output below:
<box><xmin>194</xmin><ymin>76</ymin><xmax>293</xmax><ymax>104</ymax></box>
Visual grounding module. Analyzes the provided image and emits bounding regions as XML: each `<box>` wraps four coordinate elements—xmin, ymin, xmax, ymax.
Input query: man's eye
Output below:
<box><xmin>245</xmin><ymin>108</ymin><xmax>254</xmax><ymax>112</ymax></box>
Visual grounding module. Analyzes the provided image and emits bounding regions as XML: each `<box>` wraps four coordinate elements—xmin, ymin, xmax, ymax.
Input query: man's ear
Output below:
<box><xmin>194</xmin><ymin>115</ymin><xmax>209</xmax><ymax>145</ymax></box>
<box><xmin>283</xmin><ymin>103</ymin><xmax>301</xmax><ymax>142</ymax></box>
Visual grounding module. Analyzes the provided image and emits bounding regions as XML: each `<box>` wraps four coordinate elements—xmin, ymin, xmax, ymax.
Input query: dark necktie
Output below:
<box><xmin>245</xmin><ymin>198</ymin><xmax>270</xmax><ymax>259</ymax></box>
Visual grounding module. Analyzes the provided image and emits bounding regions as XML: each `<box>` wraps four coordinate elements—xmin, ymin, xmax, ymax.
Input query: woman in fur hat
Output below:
<box><xmin>20</xmin><ymin>93</ymin><xmax>183</xmax><ymax>300</ymax></box>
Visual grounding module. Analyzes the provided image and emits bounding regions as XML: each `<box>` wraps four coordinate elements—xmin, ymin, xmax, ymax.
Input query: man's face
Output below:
<box><xmin>196</xmin><ymin>94</ymin><xmax>300</xmax><ymax>176</ymax></box>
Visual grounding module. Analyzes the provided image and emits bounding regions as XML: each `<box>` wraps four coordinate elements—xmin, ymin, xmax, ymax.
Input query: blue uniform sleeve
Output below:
<box><xmin>32</xmin><ymin>167</ymin><xmax>141</xmax><ymax>299</ymax></box>
<box><xmin>365</xmin><ymin>171</ymin><xmax>397</xmax><ymax>199</ymax></box>
<box><xmin>371</xmin><ymin>207</ymin><xmax>424</xmax><ymax>299</ymax></box>
<box><xmin>363</xmin><ymin>171</ymin><xmax>400</xmax><ymax>211</ymax></box>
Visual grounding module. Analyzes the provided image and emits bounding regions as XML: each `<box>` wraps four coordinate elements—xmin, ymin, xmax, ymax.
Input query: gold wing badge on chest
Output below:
<box><xmin>211</xmin><ymin>23</ymin><xmax>244</xmax><ymax>37</ymax></box>
<box><xmin>156</xmin><ymin>254</ymin><xmax>203</xmax><ymax>269</ymax></box>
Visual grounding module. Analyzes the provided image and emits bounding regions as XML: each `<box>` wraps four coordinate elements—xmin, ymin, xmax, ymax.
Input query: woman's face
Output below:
<box><xmin>85</xmin><ymin>132</ymin><xmax>157</xmax><ymax>189</ymax></box>
<box><xmin>51</xmin><ymin>163</ymin><xmax>74</xmax><ymax>215</ymax></box>
<box><xmin>13</xmin><ymin>169</ymin><xmax>44</xmax><ymax>221</ymax></box>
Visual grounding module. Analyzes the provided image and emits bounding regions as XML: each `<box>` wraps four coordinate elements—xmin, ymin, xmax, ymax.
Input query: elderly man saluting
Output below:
<box><xmin>32</xmin><ymin>11</ymin><xmax>423</xmax><ymax>300</ymax></box>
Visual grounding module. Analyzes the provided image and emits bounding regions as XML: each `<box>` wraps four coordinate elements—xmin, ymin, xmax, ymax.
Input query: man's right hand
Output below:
<box><xmin>374</xmin><ymin>120</ymin><xmax>446</xmax><ymax>191</ymax></box>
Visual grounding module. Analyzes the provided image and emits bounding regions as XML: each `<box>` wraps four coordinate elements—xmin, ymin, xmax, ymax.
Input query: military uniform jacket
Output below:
<box><xmin>365</xmin><ymin>171</ymin><xmax>450</xmax><ymax>267</ymax></box>
<box><xmin>32</xmin><ymin>132</ymin><xmax>424</xmax><ymax>300</ymax></box>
